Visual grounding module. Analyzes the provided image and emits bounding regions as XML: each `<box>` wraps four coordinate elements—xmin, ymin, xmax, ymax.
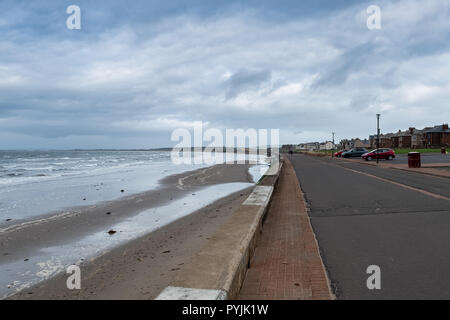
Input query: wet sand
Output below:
<box><xmin>1</xmin><ymin>163</ymin><xmax>254</xmax><ymax>299</ymax></box>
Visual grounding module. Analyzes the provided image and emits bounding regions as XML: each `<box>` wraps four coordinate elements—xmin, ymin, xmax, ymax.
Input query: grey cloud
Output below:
<box><xmin>224</xmin><ymin>68</ymin><xmax>272</xmax><ymax>99</ymax></box>
<box><xmin>313</xmin><ymin>42</ymin><xmax>378</xmax><ymax>87</ymax></box>
<box><xmin>0</xmin><ymin>0</ymin><xmax>450</xmax><ymax>149</ymax></box>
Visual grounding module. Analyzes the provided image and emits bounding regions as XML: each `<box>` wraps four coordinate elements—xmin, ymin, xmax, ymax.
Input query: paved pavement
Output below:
<box><xmin>397</xmin><ymin>153</ymin><xmax>450</xmax><ymax>164</ymax></box>
<box><xmin>290</xmin><ymin>153</ymin><xmax>450</xmax><ymax>299</ymax></box>
<box><xmin>238</xmin><ymin>159</ymin><xmax>332</xmax><ymax>300</ymax></box>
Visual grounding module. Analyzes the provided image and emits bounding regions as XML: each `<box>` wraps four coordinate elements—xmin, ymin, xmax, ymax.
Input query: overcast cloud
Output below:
<box><xmin>0</xmin><ymin>0</ymin><xmax>449</xmax><ymax>149</ymax></box>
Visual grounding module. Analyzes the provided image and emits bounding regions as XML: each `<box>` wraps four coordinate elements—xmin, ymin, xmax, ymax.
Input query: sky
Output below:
<box><xmin>0</xmin><ymin>0</ymin><xmax>449</xmax><ymax>149</ymax></box>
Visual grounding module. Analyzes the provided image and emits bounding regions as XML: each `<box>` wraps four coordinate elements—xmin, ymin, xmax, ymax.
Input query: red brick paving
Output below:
<box><xmin>238</xmin><ymin>158</ymin><xmax>333</xmax><ymax>300</ymax></box>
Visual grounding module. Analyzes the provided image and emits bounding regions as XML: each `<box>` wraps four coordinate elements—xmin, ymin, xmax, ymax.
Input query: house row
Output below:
<box><xmin>369</xmin><ymin>124</ymin><xmax>450</xmax><ymax>149</ymax></box>
<box><xmin>280</xmin><ymin>141</ymin><xmax>336</xmax><ymax>152</ymax></box>
<box><xmin>280</xmin><ymin>123</ymin><xmax>449</xmax><ymax>153</ymax></box>
<box><xmin>296</xmin><ymin>141</ymin><xmax>335</xmax><ymax>151</ymax></box>
<box><xmin>295</xmin><ymin>142</ymin><xmax>319</xmax><ymax>151</ymax></box>
<box><xmin>339</xmin><ymin>138</ymin><xmax>370</xmax><ymax>150</ymax></box>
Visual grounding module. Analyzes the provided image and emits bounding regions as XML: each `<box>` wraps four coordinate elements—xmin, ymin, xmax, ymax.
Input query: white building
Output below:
<box><xmin>319</xmin><ymin>141</ymin><xmax>335</xmax><ymax>150</ymax></box>
<box><xmin>306</xmin><ymin>142</ymin><xmax>319</xmax><ymax>151</ymax></box>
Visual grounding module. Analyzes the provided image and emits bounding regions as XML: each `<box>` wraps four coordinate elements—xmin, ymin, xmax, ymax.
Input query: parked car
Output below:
<box><xmin>334</xmin><ymin>149</ymin><xmax>348</xmax><ymax>157</ymax></box>
<box><xmin>362</xmin><ymin>148</ymin><xmax>395</xmax><ymax>161</ymax></box>
<box><xmin>341</xmin><ymin>148</ymin><xmax>368</xmax><ymax>158</ymax></box>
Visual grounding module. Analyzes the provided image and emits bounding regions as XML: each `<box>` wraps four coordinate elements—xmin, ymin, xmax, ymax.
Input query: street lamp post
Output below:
<box><xmin>332</xmin><ymin>132</ymin><xmax>335</xmax><ymax>158</ymax></box>
<box><xmin>376</xmin><ymin>114</ymin><xmax>380</xmax><ymax>164</ymax></box>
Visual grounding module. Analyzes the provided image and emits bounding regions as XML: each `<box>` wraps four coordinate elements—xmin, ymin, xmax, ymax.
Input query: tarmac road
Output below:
<box><xmin>344</xmin><ymin>152</ymin><xmax>450</xmax><ymax>164</ymax></box>
<box><xmin>289</xmin><ymin>153</ymin><xmax>450</xmax><ymax>299</ymax></box>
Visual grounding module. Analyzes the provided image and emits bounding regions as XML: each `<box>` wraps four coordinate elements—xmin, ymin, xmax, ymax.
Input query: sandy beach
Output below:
<box><xmin>1</xmin><ymin>163</ymin><xmax>256</xmax><ymax>299</ymax></box>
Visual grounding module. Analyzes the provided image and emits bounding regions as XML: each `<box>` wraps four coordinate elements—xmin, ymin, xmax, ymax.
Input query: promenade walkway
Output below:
<box><xmin>238</xmin><ymin>158</ymin><xmax>333</xmax><ymax>300</ymax></box>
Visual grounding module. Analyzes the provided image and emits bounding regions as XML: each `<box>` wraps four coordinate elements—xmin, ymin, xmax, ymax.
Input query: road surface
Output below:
<box><xmin>289</xmin><ymin>153</ymin><xmax>450</xmax><ymax>299</ymax></box>
<box><xmin>346</xmin><ymin>152</ymin><xmax>450</xmax><ymax>165</ymax></box>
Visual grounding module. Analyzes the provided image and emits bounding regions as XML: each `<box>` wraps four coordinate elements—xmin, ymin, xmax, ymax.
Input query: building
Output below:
<box><xmin>410</xmin><ymin>127</ymin><xmax>426</xmax><ymax>148</ymax></box>
<box><xmin>370</xmin><ymin>134</ymin><xmax>393</xmax><ymax>148</ymax></box>
<box><xmin>286</xmin><ymin>123</ymin><xmax>448</xmax><ymax>154</ymax></box>
<box><xmin>424</xmin><ymin>124</ymin><xmax>450</xmax><ymax>147</ymax></box>
<box><xmin>354</xmin><ymin>138</ymin><xmax>370</xmax><ymax>148</ymax></box>
<box><xmin>319</xmin><ymin>141</ymin><xmax>335</xmax><ymax>150</ymax></box>
<box><xmin>380</xmin><ymin>134</ymin><xmax>393</xmax><ymax>148</ymax></box>
<box><xmin>369</xmin><ymin>123</ymin><xmax>448</xmax><ymax>149</ymax></box>
<box><xmin>306</xmin><ymin>142</ymin><xmax>320</xmax><ymax>151</ymax></box>
<box><xmin>397</xmin><ymin>130</ymin><xmax>411</xmax><ymax>148</ymax></box>
<box><xmin>342</xmin><ymin>138</ymin><xmax>370</xmax><ymax>149</ymax></box>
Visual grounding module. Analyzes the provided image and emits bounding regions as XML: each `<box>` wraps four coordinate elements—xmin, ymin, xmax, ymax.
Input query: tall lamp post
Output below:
<box><xmin>332</xmin><ymin>132</ymin><xmax>335</xmax><ymax>158</ymax></box>
<box><xmin>376</xmin><ymin>114</ymin><xmax>380</xmax><ymax>164</ymax></box>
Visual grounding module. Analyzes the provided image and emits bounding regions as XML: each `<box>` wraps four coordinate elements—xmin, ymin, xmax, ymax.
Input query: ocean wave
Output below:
<box><xmin>0</xmin><ymin>150</ymin><xmax>170</xmax><ymax>187</ymax></box>
<box><xmin>4</xmin><ymin>173</ymin><xmax>24</xmax><ymax>177</ymax></box>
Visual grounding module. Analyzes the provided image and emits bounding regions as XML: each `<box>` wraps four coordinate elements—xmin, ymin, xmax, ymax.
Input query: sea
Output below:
<box><xmin>0</xmin><ymin>150</ymin><xmax>268</xmax><ymax>224</ymax></box>
<box><xmin>0</xmin><ymin>150</ymin><xmax>269</xmax><ymax>297</ymax></box>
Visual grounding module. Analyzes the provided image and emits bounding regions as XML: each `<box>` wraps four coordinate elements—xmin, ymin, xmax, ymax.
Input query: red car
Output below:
<box><xmin>334</xmin><ymin>149</ymin><xmax>348</xmax><ymax>157</ymax></box>
<box><xmin>362</xmin><ymin>148</ymin><xmax>395</xmax><ymax>161</ymax></box>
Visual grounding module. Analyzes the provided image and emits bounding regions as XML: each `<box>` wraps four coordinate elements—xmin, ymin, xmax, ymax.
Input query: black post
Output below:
<box><xmin>332</xmin><ymin>132</ymin><xmax>335</xmax><ymax>158</ymax></box>
<box><xmin>376</xmin><ymin>114</ymin><xmax>380</xmax><ymax>164</ymax></box>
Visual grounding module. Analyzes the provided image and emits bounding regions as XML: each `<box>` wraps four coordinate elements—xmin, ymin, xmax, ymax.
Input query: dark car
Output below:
<box><xmin>341</xmin><ymin>148</ymin><xmax>368</xmax><ymax>158</ymax></box>
<box><xmin>362</xmin><ymin>148</ymin><xmax>395</xmax><ymax>161</ymax></box>
<box><xmin>334</xmin><ymin>149</ymin><xmax>348</xmax><ymax>157</ymax></box>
